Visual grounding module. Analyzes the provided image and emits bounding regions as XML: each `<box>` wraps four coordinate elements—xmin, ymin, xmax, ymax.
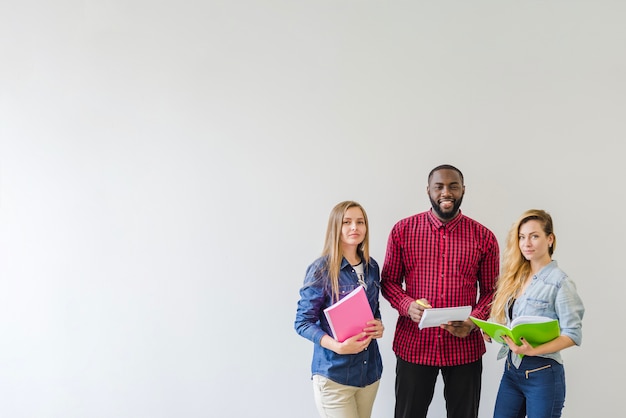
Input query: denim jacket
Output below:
<box><xmin>498</xmin><ymin>260</ymin><xmax>585</xmax><ymax>368</ymax></box>
<box><xmin>294</xmin><ymin>256</ymin><xmax>383</xmax><ymax>387</ymax></box>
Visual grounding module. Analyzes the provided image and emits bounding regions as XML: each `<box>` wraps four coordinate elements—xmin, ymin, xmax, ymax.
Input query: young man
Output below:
<box><xmin>381</xmin><ymin>164</ymin><xmax>500</xmax><ymax>418</ymax></box>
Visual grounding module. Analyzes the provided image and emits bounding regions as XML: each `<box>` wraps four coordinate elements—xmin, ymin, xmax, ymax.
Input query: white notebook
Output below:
<box><xmin>418</xmin><ymin>305</ymin><xmax>472</xmax><ymax>330</ymax></box>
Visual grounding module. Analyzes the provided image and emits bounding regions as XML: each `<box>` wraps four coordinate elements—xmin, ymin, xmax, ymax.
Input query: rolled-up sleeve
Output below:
<box><xmin>556</xmin><ymin>278</ymin><xmax>585</xmax><ymax>346</ymax></box>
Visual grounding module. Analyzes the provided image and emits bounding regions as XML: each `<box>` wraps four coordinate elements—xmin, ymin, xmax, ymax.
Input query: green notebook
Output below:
<box><xmin>470</xmin><ymin>316</ymin><xmax>560</xmax><ymax>347</ymax></box>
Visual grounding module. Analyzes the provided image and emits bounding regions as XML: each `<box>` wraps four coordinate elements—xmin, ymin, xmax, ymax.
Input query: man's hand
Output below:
<box><xmin>408</xmin><ymin>299</ymin><xmax>431</xmax><ymax>323</ymax></box>
<box><xmin>441</xmin><ymin>318</ymin><xmax>476</xmax><ymax>338</ymax></box>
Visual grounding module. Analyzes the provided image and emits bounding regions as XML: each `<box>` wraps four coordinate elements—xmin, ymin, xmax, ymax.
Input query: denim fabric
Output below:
<box><xmin>493</xmin><ymin>353</ymin><xmax>565</xmax><ymax>418</ymax></box>
<box><xmin>295</xmin><ymin>256</ymin><xmax>383</xmax><ymax>387</ymax></box>
<box><xmin>497</xmin><ymin>260</ymin><xmax>585</xmax><ymax>367</ymax></box>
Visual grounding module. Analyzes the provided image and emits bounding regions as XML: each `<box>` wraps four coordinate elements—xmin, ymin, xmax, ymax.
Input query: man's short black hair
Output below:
<box><xmin>428</xmin><ymin>164</ymin><xmax>464</xmax><ymax>184</ymax></box>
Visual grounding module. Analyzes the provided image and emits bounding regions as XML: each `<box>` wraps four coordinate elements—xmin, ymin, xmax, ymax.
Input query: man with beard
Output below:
<box><xmin>381</xmin><ymin>164</ymin><xmax>499</xmax><ymax>418</ymax></box>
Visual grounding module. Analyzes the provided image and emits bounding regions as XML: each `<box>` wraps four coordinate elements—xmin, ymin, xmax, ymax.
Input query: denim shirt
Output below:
<box><xmin>498</xmin><ymin>260</ymin><xmax>585</xmax><ymax>368</ymax></box>
<box><xmin>294</xmin><ymin>256</ymin><xmax>383</xmax><ymax>387</ymax></box>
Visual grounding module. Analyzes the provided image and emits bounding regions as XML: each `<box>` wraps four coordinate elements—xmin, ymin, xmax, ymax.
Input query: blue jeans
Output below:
<box><xmin>493</xmin><ymin>354</ymin><xmax>565</xmax><ymax>418</ymax></box>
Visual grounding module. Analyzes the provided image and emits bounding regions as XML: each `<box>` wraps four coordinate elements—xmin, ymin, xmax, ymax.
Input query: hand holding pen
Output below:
<box><xmin>408</xmin><ymin>298</ymin><xmax>432</xmax><ymax>323</ymax></box>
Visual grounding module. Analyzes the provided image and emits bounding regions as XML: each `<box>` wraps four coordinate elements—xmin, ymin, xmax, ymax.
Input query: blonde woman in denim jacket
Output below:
<box><xmin>487</xmin><ymin>209</ymin><xmax>584</xmax><ymax>418</ymax></box>
<box><xmin>295</xmin><ymin>201</ymin><xmax>384</xmax><ymax>418</ymax></box>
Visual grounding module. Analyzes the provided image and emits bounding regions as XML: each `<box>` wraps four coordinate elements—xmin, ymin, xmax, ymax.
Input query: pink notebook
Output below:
<box><xmin>323</xmin><ymin>286</ymin><xmax>374</xmax><ymax>342</ymax></box>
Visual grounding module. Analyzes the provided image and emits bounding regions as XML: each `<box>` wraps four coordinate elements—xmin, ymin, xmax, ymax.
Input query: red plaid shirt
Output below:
<box><xmin>381</xmin><ymin>210</ymin><xmax>499</xmax><ymax>366</ymax></box>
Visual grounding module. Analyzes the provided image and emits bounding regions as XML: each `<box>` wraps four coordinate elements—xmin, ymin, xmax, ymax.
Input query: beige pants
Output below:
<box><xmin>312</xmin><ymin>375</ymin><xmax>380</xmax><ymax>418</ymax></box>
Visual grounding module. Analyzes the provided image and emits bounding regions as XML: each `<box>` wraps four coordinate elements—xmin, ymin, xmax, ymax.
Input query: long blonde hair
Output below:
<box><xmin>490</xmin><ymin>209</ymin><xmax>556</xmax><ymax>324</ymax></box>
<box><xmin>322</xmin><ymin>201</ymin><xmax>370</xmax><ymax>302</ymax></box>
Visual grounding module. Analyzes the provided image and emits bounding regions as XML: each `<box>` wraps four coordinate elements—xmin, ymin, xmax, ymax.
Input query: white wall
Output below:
<box><xmin>1</xmin><ymin>1</ymin><xmax>623</xmax><ymax>417</ymax></box>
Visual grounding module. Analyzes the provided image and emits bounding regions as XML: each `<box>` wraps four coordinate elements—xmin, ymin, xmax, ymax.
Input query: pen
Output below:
<box><xmin>415</xmin><ymin>299</ymin><xmax>432</xmax><ymax>309</ymax></box>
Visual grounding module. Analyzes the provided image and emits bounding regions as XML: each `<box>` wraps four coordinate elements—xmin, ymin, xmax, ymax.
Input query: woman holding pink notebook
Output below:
<box><xmin>294</xmin><ymin>201</ymin><xmax>384</xmax><ymax>418</ymax></box>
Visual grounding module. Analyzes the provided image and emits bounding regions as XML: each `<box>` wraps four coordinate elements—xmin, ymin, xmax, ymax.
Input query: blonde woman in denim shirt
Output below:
<box><xmin>487</xmin><ymin>209</ymin><xmax>584</xmax><ymax>418</ymax></box>
<box><xmin>295</xmin><ymin>201</ymin><xmax>384</xmax><ymax>418</ymax></box>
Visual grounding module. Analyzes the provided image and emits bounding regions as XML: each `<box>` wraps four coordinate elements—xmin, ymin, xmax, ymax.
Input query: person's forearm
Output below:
<box><xmin>532</xmin><ymin>335</ymin><xmax>575</xmax><ymax>355</ymax></box>
<box><xmin>320</xmin><ymin>334</ymin><xmax>339</xmax><ymax>353</ymax></box>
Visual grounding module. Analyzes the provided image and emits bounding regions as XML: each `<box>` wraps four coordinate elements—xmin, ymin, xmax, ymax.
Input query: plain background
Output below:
<box><xmin>1</xmin><ymin>1</ymin><xmax>623</xmax><ymax>417</ymax></box>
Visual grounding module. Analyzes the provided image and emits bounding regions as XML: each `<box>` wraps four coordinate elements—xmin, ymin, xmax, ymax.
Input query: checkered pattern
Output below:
<box><xmin>381</xmin><ymin>210</ymin><xmax>499</xmax><ymax>366</ymax></box>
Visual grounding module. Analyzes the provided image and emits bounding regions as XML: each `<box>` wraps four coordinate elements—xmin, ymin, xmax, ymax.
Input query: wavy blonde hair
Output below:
<box><xmin>322</xmin><ymin>201</ymin><xmax>370</xmax><ymax>303</ymax></box>
<box><xmin>490</xmin><ymin>209</ymin><xmax>556</xmax><ymax>324</ymax></box>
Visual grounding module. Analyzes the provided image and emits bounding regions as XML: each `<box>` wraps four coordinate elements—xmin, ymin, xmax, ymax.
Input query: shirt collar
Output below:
<box><xmin>340</xmin><ymin>258</ymin><xmax>351</xmax><ymax>269</ymax></box>
<box><xmin>534</xmin><ymin>260</ymin><xmax>558</xmax><ymax>278</ymax></box>
<box><xmin>340</xmin><ymin>256</ymin><xmax>365</xmax><ymax>270</ymax></box>
<box><xmin>427</xmin><ymin>209</ymin><xmax>464</xmax><ymax>231</ymax></box>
